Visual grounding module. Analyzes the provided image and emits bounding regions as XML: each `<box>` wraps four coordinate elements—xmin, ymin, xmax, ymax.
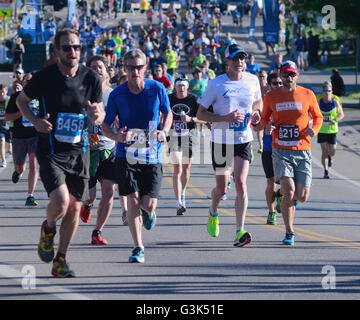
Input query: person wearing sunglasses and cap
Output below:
<box><xmin>260</xmin><ymin>60</ymin><xmax>323</xmax><ymax>246</ymax></box>
<box><xmin>16</xmin><ymin>28</ymin><xmax>105</xmax><ymax>278</ymax></box>
<box><xmin>196</xmin><ymin>44</ymin><xmax>262</xmax><ymax>247</ymax></box>
<box><xmin>317</xmin><ymin>81</ymin><xmax>344</xmax><ymax>179</ymax></box>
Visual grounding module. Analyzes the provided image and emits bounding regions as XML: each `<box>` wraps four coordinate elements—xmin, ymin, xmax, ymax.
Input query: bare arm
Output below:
<box><xmin>334</xmin><ymin>99</ymin><xmax>344</xmax><ymax>123</ymax></box>
<box><xmin>196</xmin><ymin>104</ymin><xmax>244</xmax><ymax>123</ymax></box>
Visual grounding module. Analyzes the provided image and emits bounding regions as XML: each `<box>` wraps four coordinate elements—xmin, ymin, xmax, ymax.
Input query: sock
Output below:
<box><xmin>236</xmin><ymin>226</ymin><xmax>244</xmax><ymax>233</ymax></box>
<box><xmin>54</xmin><ymin>252</ymin><xmax>66</xmax><ymax>261</ymax></box>
<box><xmin>27</xmin><ymin>194</ymin><xmax>33</xmax><ymax>198</ymax></box>
<box><xmin>210</xmin><ymin>208</ymin><xmax>218</xmax><ymax>217</ymax></box>
<box><xmin>176</xmin><ymin>200</ymin><xmax>182</xmax><ymax>207</ymax></box>
<box><xmin>44</xmin><ymin>221</ymin><xmax>56</xmax><ymax>234</ymax></box>
<box><xmin>92</xmin><ymin>229</ymin><xmax>101</xmax><ymax>237</ymax></box>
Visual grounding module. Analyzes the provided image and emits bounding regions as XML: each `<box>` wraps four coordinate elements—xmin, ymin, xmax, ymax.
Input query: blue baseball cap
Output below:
<box><xmin>225</xmin><ymin>44</ymin><xmax>248</xmax><ymax>59</ymax></box>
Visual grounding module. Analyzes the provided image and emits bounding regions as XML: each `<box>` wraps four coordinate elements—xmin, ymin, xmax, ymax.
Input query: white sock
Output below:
<box><xmin>176</xmin><ymin>200</ymin><xmax>182</xmax><ymax>207</ymax></box>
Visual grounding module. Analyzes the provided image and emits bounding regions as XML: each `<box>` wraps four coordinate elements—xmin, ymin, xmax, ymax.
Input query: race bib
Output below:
<box><xmin>55</xmin><ymin>113</ymin><xmax>86</xmax><ymax>144</ymax></box>
<box><xmin>124</xmin><ymin>129</ymin><xmax>153</xmax><ymax>160</ymax></box>
<box><xmin>172</xmin><ymin>120</ymin><xmax>189</xmax><ymax>136</ymax></box>
<box><xmin>229</xmin><ymin>113</ymin><xmax>250</xmax><ymax>132</ymax></box>
<box><xmin>322</xmin><ymin>113</ymin><xmax>331</xmax><ymax>125</ymax></box>
<box><xmin>278</xmin><ymin>124</ymin><xmax>300</xmax><ymax>146</ymax></box>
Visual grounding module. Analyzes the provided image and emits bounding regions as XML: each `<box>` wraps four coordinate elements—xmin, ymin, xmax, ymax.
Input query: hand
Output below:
<box><xmin>156</xmin><ymin>130</ymin><xmax>167</xmax><ymax>143</ymax></box>
<box><xmin>87</xmin><ymin>100</ymin><xmax>104</xmax><ymax>125</ymax></box>
<box><xmin>117</xmin><ymin>126</ymin><xmax>133</xmax><ymax>143</ymax></box>
<box><xmin>226</xmin><ymin>109</ymin><xmax>245</xmax><ymax>123</ymax></box>
<box><xmin>251</xmin><ymin>110</ymin><xmax>261</xmax><ymax>125</ymax></box>
<box><xmin>180</xmin><ymin>114</ymin><xmax>191</xmax><ymax>122</ymax></box>
<box><xmin>34</xmin><ymin>113</ymin><xmax>52</xmax><ymax>133</ymax></box>
<box><xmin>303</xmin><ymin>127</ymin><xmax>316</xmax><ymax>137</ymax></box>
<box><xmin>265</xmin><ymin>121</ymin><xmax>276</xmax><ymax>135</ymax></box>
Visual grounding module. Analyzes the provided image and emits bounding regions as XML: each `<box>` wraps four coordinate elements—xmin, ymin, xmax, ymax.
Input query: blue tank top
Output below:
<box><xmin>319</xmin><ymin>98</ymin><xmax>335</xmax><ymax>112</ymax></box>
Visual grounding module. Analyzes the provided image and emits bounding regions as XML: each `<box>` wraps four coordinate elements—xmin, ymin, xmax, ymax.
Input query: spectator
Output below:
<box><xmin>331</xmin><ymin>69</ymin><xmax>345</xmax><ymax>96</ymax></box>
<box><xmin>246</xmin><ymin>54</ymin><xmax>260</xmax><ymax>75</ymax></box>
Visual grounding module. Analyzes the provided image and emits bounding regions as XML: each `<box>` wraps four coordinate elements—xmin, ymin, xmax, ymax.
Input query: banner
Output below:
<box><xmin>262</xmin><ymin>0</ymin><xmax>279</xmax><ymax>44</ymax></box>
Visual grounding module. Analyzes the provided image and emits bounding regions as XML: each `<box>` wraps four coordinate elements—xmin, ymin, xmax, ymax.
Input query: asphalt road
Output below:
<box><xmin>1</xmin><ymin>11</ymin><xmax>360</xmax><ymax>303</ymax></box>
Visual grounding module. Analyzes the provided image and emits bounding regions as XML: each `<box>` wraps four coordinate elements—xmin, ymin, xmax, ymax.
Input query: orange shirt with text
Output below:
<box><xmin>260</xmin><ymin>85</ymin><xmax>323</xmax><ymax>150</ymax></box>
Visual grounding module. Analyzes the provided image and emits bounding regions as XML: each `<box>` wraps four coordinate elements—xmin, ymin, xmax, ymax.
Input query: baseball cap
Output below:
<box><xmin>225</xmin><ymin>44</ymin><xmax>247</xmax><ymax>59</ymax></box>
<box><xmin>280</xmin><ymin>60</ymin><xmax>298</xmax><ymax>75</ymax></box>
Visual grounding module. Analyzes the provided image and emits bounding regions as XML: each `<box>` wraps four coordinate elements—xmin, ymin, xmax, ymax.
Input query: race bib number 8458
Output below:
<box><xmin>55</xmin><ymin>113</ymin><xmax>86</xmax><ymax>144</ymax></box>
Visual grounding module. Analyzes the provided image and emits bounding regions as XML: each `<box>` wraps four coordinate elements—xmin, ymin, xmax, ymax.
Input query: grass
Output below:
<box><xmin>314</xmin><ymin>54</ymin><xmax>356</xmax><ymax>72</ymax></box>
<box><xmin>343</xmin><ymin>91</ymin><xmax>360</xmax><ymax>101</ymax></box>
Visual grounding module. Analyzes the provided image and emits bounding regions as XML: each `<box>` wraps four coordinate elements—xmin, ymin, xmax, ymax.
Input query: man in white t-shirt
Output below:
<box><xmin>197</xmin><ymin>44</ymin><xmax>262</xmax><ymax>247</ymax></box>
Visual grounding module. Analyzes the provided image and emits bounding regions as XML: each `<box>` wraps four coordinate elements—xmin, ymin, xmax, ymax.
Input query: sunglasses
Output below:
<box><xmin>282</xmin><ymin>72</ymin><xmax>297</xmax><ymax>78</ymax></box>
<box><xmin>61</xmin><ymin>44</ymin><xmax>81</xmax><ymax>52</ymax></box>
<box><xmin>271</xmin><ymin>81</ymin><xmax>282</xmax><ymax>85</ymax></box>
<box><xmin>323</xmin><ymin>89</ymin><xmax>332</xmax><ymax>92</ymax></box>
<box><xmin>231</xmin><ymin>54</ymin><xmax>247</xmax><ymax>61</ymax></box>
<box><xmin>126</xmin><ymin>65</ymin><xmax>145</xmax><ymax>71</ymax></box>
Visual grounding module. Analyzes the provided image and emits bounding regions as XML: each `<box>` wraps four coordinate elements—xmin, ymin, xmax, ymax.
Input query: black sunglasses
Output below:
<box><xmin>231</xmin><ymin>53</ymin><xmax>247</xmax><ymax>61</ymax></box>
<box><xmin>61</xmin><ymin>44</ymin><xmax>81</xmax><ymax>52</ymax></box>
<box><xmin>271</xmin><ymin>81</ymin><xmax>282</xmax><ymax>85</ymax></box>
<box><xmin>126</xmin><ymin>65</ymin><xmax>145</xmax><ymax>71</ymax></box>
<box><xmin>282</xmin><ymin>72</ymin><xmax>297</xmax><ymax>78</ymax></box>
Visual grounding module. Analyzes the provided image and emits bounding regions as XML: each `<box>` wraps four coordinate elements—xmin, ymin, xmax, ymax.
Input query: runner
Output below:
<box><xmin>168</xmin><ymin>74</ymin><xmax>204</xmax><ymax>215</ymax></box>
<box><xmin>79</xmin><ymin>55</ymin><xmax>117</xmax><ymax>245</ymax></box>
<box><xmin>102</xmin><ymin>48</ymin><xmax>172</xmax><ymax>263</ymax></box>
<box><xmin>260</xmin><ymin>72</ymin><xmax>282</xmax><ymax>225</ymax></box>
<box><xmin>317</xmin><ymin>81</ymin><xmax>344</xmax><ymax>179</ymax></box>
<box><xmin>196</xmin><ymin>44</ymin><xmax>262</xmax><ymax>247</ymax></box>
<box><xmin>16</xmin><ymin>28</ymin><xmax>104</xmax><ymax>277</ymax></box>
<box><xmin>5</xmin><ymin>73</ymin><xmax>39</xmax><ymax>206</ymax></box>
<box><xmin>260</xmin><ymin>61</ymin><xmax>323</xmax><ymax>245</ymax></box>
<box><xmin>0</xmin><ymin>84</ymin><xmax>9</xmax><ymax>168</ymax></box>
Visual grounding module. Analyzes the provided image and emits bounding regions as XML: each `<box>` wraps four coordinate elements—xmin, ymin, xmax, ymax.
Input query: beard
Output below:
<box><xmin>59</xmin><ymin>54</ymin><xmax>79</xmax><ymax>68</ymax></box>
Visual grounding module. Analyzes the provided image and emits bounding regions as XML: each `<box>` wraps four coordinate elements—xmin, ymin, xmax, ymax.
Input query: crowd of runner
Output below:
<box><xmin>0</xmin><ymin>1</ymin><xmax>345</xmax><ymax>277</ymax></box>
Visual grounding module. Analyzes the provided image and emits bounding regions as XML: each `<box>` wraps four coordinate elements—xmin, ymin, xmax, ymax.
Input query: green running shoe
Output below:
<box><xmin>233</xmin><ymin>229</ymin><xmax>252</xmax><ymax>247</ymax></box>
<box><xmin>266</xmin><ymin>212</ymin><xmax>277</xmax><ymax>225</ymax></box>
<box><xmin>141</xmin><ymin>209</ymin><xmax>156</xmax><ymax>230</ymax></box>
<box><xmin>207</xmin><ymin>211</ymin><xmax>219</xmax><ymax>237</ymax></box>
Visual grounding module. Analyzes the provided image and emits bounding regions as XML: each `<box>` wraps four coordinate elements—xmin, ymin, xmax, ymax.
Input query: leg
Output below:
<box><xmin>27</xmin><ymin>152</ymin><xmax>38</xmax><ymax>195</ymax></box>
<box><xmin>170</xmin><ymin>151</ymin><xmax>182</xmax><ymax>202</ymax></box>
<box><xmin>57</xmin><ymin>192</ymin><xmax>82</xmax><ymax>256</ymax></box>
<box><xmin>320</xmin><ymin>142</ymin><xmax>329</xmax><ymax>171</ymax></box>
<box><xmin>279</xmin><ymin>176</ymin><xmax>296</xmax><ymax>233</ymax></box>
<box><xmin>181</xmin><ymin>157</ymin><xmax>192</xmax><ymax>193</ymax></box>
<box><xmin>94</xmin><ymin>179</ymin><xmax>115</xmax><ymax>232</ymax></box>
<box><xmin>265</xmin><ymin>177</ymin><xmax>276</xmax><ymax>213</ymax></box>
<box><xmin>127</xmin><ymin>192</ymin><xmax>143</xmax><ymax>247</ymax></box>
<box><xmin>233</xmin><ymin>156</ymin><xmax>250</xmax><ymax>230</ymax></box>
<box><xmin>211</xmin><ymin>171</ymin><xmax>230</xmax><ymax>213</ymax></box>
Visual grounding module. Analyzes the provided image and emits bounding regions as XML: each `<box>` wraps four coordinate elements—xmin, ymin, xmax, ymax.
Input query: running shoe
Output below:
<box><xmin>25</xmin><ymin>195</ymin><xmax>38</xmax><ymax>206</ymax></box>
<box><xmin>80</xmin><ymin>204</ymin><xmax>92</xmax><ymax>223</ymax></box>
<box><xmin>323</xmin><ymin>171</ymin><xmax>330</xmax><ymax>179</ymax></box>
<box><xmin>51</xmin><ymin>257</ymin><xmax>76</xmax><ymax>278</ymax></box>
<box><xmin>0</xmin><ymin>161</ymin><xmax>6</xmax><ymax>168</ymax></box>
<box><xmin>141</xmin><ymin>209</ymin><xmax>156</xmax><ymax>230</ymax></box>
<box><xmin>258</xmin><ymin>148</ymin><xmax>263</xmax><ymax>154</ymax></box>
<box><xmin>276</xmin><ymin>194</ymin><xmax>283</xmax><ymax>213</ymax></box>
<box><xmin>227</xmin><ymin>181</ymin><xmax>232</xmax><ymax>189</ymax></box>
<box><xmin>91</xmin><ymin>230</ymin><xmax>108</xmax><ymax>245</ymax></box>
<box><xmin>233</xmin><ymin>230</ymin><xmax>252</xmax><ymax>247</ymax></box>
<box><xmin>282</xmin><ymin>232</ymin><xmax>295</xmax><ymax>246</ymax></box>
<box><xmin>38</xmin><ymin>220</ymin><xmax>55</xmax><ymax>263</ymax></box>
<box><xmin>176</xmin><ymin>204</ymin><xmax>186</xmax><ymax>216</ymax></box>
<box><xmin>129</xmin><ymin>247</ymin><xmax>145</xmax><ymax>263</ymax></box>
<box><xmin>12</xmin><ymin>170</ymin><xmax>22</xmax><ymax>184</ymax></box>
<box><xmin>207</xmin><ymin>211</ymin><xmax>219</xmax><ymax>237</ymax></box>
<box><xmin>266</xmin><ymin>212</ymin><xmax>277</xmax><ymax>225</ymax></box>
<box><xmin>122</xmin><ymin>210</ymin><xmax>128</xmax><ymax>226</ymax></box>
